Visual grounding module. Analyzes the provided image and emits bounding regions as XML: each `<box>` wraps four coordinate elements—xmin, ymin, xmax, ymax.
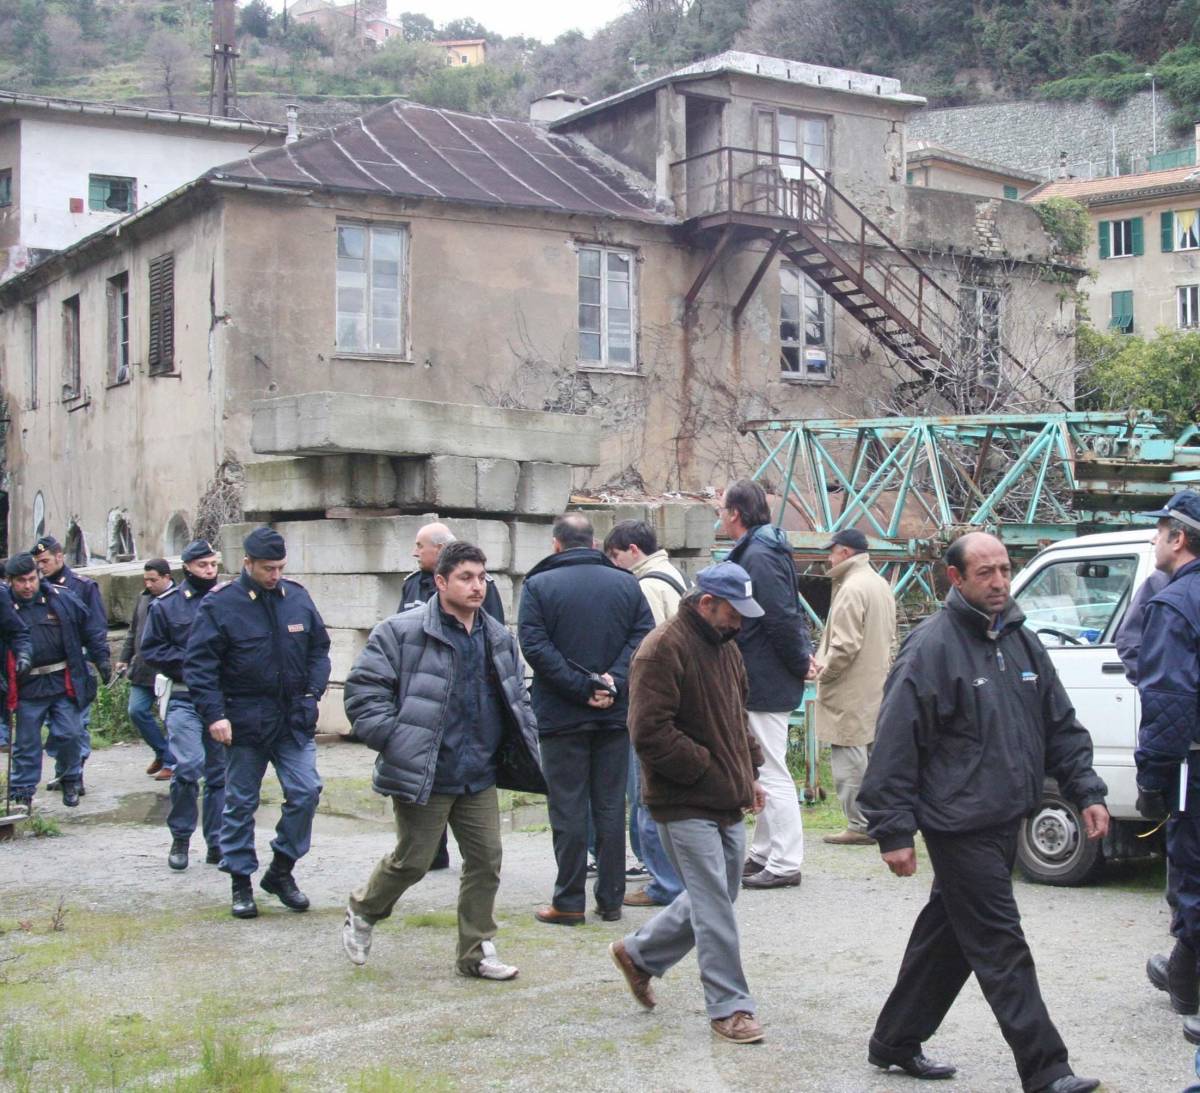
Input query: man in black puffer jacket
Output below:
<box><xmin>342</xmin><ymin>542</ymin><xmax>542</xmax><ymax>981</ymax></box>
<box><xmin>519</xmin><ymin>512</ymin><xmax>655</xmax><ymax>925</ymax></box>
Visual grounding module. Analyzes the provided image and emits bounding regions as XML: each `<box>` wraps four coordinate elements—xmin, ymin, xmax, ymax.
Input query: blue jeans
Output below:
<box><xmin>14</xmin><ymin>695</ymin><xmax>82</xmax><ymax>795</ymax></box>
<box><xmin>627</xmin><ymin>745</ymin><xmax>642</xmax><ymax>862</ymax></box>
<box><xmin>45</xmin><ymin>701</ymin><xmax>91</xmax><ymax>779</ymax></box>
<box><xmin>638</xmin><ymin>802</ymin><xmax>684</xmax><ymax>904</ymax></box>
<box><xmin>129</xmin><ymin>683</ymin><xmax>174</xmax><ymax>766</ymax></box>
<box><xmin>166</xmin><ymin>697</ymin><xmax>226</xmax><ymax>848</ymax></box>
<box><xmin>219</xmin><ymin>721</ymin><xmax>322</xmax><ymax>877</ymax></box>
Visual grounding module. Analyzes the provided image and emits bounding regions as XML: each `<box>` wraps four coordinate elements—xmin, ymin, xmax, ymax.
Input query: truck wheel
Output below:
<box><xmin>1016</xmin><ymin>792</ymin><xmax>1104</xmax><ymax>886</ymax></box>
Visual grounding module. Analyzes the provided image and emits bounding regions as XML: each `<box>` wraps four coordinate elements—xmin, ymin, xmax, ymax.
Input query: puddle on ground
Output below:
<box><xmin>75</xmin><ymin>792</ymin><xmax>171</xmax><ymax>826</ymax></box>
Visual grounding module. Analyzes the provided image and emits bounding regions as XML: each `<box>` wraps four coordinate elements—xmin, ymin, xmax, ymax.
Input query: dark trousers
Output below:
<box><xmin>871</xmin><ymin>822</ymin><xmax>1072</xmax><ymax>1093</ymax></box>
<box><xmin>1169</xmin><ymin>814</ymin><xmax>1200</xmax><ymax>944</ymax></box>
<box><xmin>540</xmin><ymin>725</ymin><xmax>628</xmax><ymax>913</ymax></box>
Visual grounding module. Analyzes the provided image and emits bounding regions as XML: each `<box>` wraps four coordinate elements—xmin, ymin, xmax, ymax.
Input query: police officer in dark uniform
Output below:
<box><xmin>6</xmin><ymin>553</ymin><xmax>110</xmax><ymax>807</ymax></box>
<box><xmin>32</xmin><ymin>535</ymin><xmax>108</xmax><ymax>794</ymax></box>
<box><xmin>1133</xmin><ymin>491</ymin><xmax>1200</xmax><ymax>1039</ymax></box>
<box><xmin>141</xmin><ymin>540</ymin><xmax>226</xmax><ymax>873</ymax></box>
<box><xmin>185</xmin><ymin>527</ymin><xmax>331</xmax><ymax>919</ymax></box>
<box><xmin>0</xmin><ymin>581</ymin><xmax>31</xmax><ymax>753</ymax></box>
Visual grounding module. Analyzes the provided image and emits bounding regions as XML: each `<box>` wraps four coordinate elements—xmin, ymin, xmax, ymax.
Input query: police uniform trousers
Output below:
<box><xmin>44</xmin><ymin>699</ymin><xmax>92</xmax><ymax>779</ymax></box>
<box><xmin>871</xmin><ymin>821</ymin><xmax>1072</xmax><ymax>1093</ymax></box>
<box><xmin>13</xmin><ymin>695</ymin><xmax>82</xmax><ymax>796</ymax></box>
<box><xmin>165</xmin><ymin>696</ymin><xmax>227</xmax><ymax>851</ymax></box>
<box><xmin>219</xmin><ymin>714</ymin><xmax>322</xmax><ymax>877</ymax></box>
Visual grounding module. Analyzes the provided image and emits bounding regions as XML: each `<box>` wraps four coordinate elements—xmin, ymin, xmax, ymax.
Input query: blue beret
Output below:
<box><xmin>5</xmin><ymin>552</ymin><xmax>36</xmax><ymax>577</ymax></box>
<box><xmin>243</xmin><ymin>526</ymin><xmax>286</xmax><ymax>561</ymax></box>
<box><xmin>181</xmin><ymin>539</ymin><xmax>217</xmax><ymax>563</ymax></box>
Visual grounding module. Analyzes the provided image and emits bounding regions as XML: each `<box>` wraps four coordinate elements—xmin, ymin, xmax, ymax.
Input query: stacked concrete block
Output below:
<box><xmin>225</xmin><ymin>395</ymin><xmax>718</xmax><ymax>735</ymax></box>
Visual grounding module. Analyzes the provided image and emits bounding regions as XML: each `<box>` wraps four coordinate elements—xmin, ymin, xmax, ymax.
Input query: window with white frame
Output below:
<box><xmin>1180</xmin><ymin>285</ymin><xmax>1200</xmax><ymax>328</ymax></box>
<box><xmin>336</xmin><ymin>222</ymin><xmax>407</xmax><ymax>354</ymax></box>
<box><xmin>780</xmin><ymin>265</ymin><xmax>830</xmax><ymax>379</ymax></box>
<box><xmin>958</xmin><ymin>285</ymin><xmax>1003</xmax><ymax>386</ymax></box>
<box><xmin>1178</xmin><ymin>211</ymin><xmax>1200</xmax><ymax>251</ymax></box>
<box><xmin>1111</xmin><ymin>219</ymin><xmax>1136</xmax><ymax>257</ymax></box>
<box><xmin>578</xmin><ymin>245</ymin><xmax>635</xmax><ymax>368</ymax></box>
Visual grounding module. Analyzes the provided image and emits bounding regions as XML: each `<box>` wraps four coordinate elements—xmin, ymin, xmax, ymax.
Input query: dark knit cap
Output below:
<box><xmin>243</xmin><ymin>527</ymin><xmax>286</xmax><ymax>561</ymax></box>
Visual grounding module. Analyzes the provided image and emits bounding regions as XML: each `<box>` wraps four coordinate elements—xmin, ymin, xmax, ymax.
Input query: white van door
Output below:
<box><xmin>1013</xmin><ymin>551</ymin><xmax>1141</xmax><ymax>812</ymax></box>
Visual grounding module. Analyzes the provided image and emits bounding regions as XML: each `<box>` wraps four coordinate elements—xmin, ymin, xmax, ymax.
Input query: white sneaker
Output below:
<box><xmin>472</xmin><ymin>940</ymin><xmax>518</xmax><ymax>981</ymax></box>
<box><xmin>342</xmin><ymin>906</ymin><xmax>373</xmax><ymax>966</ymax></box>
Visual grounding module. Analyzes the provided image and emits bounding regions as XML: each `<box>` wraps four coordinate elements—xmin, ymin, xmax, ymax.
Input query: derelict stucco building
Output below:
<box><xmin>0</xmin><ymin>53</ymin><xmax>1079</xmax><ymax>562</ymax></box>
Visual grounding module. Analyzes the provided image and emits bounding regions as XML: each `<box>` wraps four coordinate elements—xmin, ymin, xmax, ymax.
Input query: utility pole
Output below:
<box><xmin>209</xmin><ymin>0</ymin><xmax>239</xmax><ymax>118</ymax></box>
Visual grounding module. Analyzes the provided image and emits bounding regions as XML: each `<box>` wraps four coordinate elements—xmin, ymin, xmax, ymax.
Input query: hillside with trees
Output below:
<box><xmin>4</xmin><ymin>0</ymin><xmax>1200</xmax><ymax>127</ymax></box>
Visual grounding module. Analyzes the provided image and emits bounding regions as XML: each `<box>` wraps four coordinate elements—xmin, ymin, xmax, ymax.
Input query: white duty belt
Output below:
<box><xmin>27</xmin><ymin>660</ymin><xmax>67</xmax><ymax>677</ymax></box>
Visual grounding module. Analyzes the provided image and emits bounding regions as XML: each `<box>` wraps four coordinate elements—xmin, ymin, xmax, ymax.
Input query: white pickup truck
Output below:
<box><xmin>1008</xmin><ymin>527</ymin><xmax>1163</xmax><ymax>885</ymax></box>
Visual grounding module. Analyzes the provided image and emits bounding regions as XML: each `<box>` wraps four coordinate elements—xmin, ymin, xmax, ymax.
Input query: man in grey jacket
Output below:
<box><xmin>117</xmin><ymin>559</ymin><xmax>175</xmax><ymax>780</ymax></box>
<box><xmin>341</xmin><ymin>541</ymin><xmax>543</xmax><ymax>981</ymax></box>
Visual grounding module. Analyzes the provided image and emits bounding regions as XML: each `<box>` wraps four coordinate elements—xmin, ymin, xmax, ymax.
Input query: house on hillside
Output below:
<box><xmin>0</xmin><ymin>52</ymin><xmax>1076</xmax><ymax>563</ymax></box>
<box><xmin>434</xmin><ymin>39</ymin><xmax>487</xmax><ymax>67</ymax></box>
<box><xmin>290</xmin><ymin>0</ymin><xmax>400</xmax><ymax>46</ymax></box>
<box><xmin>1028</xmin><ymin>130</ymin><xmax>1200</xmax><ymax>337</ymax></box>
<box><xmin>906</xmin><ymin>142</ymin><xmax>1041</xmax><ymax>200</ymax></box>
<box><xmin>0</xmin><ymin>91</ymin><xmax>286</xmax><ymax>282</ymax></box>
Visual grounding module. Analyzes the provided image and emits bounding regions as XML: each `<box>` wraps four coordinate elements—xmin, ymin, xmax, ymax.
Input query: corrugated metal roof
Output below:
<box><xmin>209</xmin><ymin>99</ymin><xmax>668</xmax><ymax>223</ymax></box>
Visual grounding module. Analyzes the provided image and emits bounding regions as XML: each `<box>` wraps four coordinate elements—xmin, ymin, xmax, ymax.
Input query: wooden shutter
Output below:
<box><xmin>1162</xmin><ymin>211</ymin><xmax>1175</xmax><ymax>252</ymax></box>
<box><xmin>148</xmin><ymin>253</ymin><xmax>175</xmax><ymax>374</ymax></box>
<box><xmin>1098</xmin><ymin>221</ymin><xmax>1110</xmax><ymax>259</ymax></box>
<box><xmin>1131</xmin><ymin>216</ymin><xmax>1145</xmax><ymax>256</ymax></box>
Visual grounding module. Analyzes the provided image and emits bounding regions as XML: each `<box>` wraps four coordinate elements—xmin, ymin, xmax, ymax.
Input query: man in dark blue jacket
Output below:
<box><xmin>0</xmin><ymin>582</ymin><xmax>31</xmax><ymax>752</ymax></box>
<box><xmin>185</xmin><ymin>527</ymin><xmax>331</xmax><ymax>919</ymax></box>
<box><xmin>519</xmin><ymin>512</ymin><xmax>655</xmax><ymax>924</ymax></box>
<box><xmin>721</xmin><ymin>479</ymin><xmax>812</xmax><ymax>889</ymax></box>
<box><xmin>142</xmin><ymin>540</ymin><xmax>225</xmax><ymax>873</ymax></box>
<box><xmin>6</xmin><ymin>553</ymin><xmax>110</xmax><ymax>808</ymax></box>
<box><xmin>33</xmin><ymin>535</ymin><xmax>108</xmax><ymax>794</ymax></box>
<box><xmin>1134</xmin><ymin>491</ymin><xmax>1200</xmax><ymax>1040</ymax></box>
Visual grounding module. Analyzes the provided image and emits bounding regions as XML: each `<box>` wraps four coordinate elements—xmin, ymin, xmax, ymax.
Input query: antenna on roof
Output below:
<box><xmin>209</xmin><ymin>0</ymin><xmax>239</xmax><ymax>119</ymax></box>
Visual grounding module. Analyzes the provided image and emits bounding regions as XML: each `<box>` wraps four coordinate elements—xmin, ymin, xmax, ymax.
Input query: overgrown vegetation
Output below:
<box><xmin>1078</xmin><ymin>324</ymin><xmax>1200</xmax><ymax>423</ymax></box>
<box><xmin>1034</xmin><ymin>196</ymin><xmax>1091</xmax><ymax>258</ymax></box>
<box><xmin>87</xmin><ymin>676</ymin><xmax>139</xmax><ymax>746</ymax></box>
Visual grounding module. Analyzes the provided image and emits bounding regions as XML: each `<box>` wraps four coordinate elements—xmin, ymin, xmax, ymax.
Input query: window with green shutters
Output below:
<box><xmin>1164</xmin><ymin>210</ymin><xmax>1176</xmax><ymax>252</ymax></box>
<box><xmin>1099</xmin><ymin>217</ymin><xmax>1142</xmax><ymax>258</ymax></box>
<box><xmin>1003</xmin><ymin>184</ymin><xmax>1019</xmax><ymax>199</ymax></box>
<box><xmin>1110</xmin><ymin>290</ymin><xmax>1134</xmax><ymax>333</ymax></box>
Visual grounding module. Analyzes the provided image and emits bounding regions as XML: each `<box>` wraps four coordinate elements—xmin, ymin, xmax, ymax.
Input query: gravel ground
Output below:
<box><xmin>0</xmin><ymin>741</ymin><xmax>1190</xmax><ymax>1092</ymax></box>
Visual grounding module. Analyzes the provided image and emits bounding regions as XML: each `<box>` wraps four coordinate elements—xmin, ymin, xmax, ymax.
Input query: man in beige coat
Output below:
<box><xmin>812</xmin><ymin>529</ymin><xmax>896</xmax><ymax>846</ymax></box>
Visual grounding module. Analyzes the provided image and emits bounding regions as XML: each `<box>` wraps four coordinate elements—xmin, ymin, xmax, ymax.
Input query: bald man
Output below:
<box><xmin>399</xmin><ymin>522</ymin><xmax>505</xmax><ymax>622</ymax></box>
<box><xmin>859</xmin><ymin>532</ymin><xmax>1107</xmax><ymax>1093</ymax></box>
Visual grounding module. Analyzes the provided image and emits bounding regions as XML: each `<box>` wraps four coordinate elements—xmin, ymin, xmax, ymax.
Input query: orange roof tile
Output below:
<box><xmin>1030</xmin><ymin>164</ymin><xmax>1200</xmax><ymax>204</ymax></box>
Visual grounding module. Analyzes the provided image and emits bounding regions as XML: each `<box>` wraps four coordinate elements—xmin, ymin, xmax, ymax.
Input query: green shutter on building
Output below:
<box><xmin>1131</xmin><ymin>216</ymin><xmax>1145</xmax><ymax>256</ymax></box>
<box><xmin>1163</xmin><ymin>210</ymin><xmax>1175</xmax><ymax>252</ymax></box>
<box><xmin>1110</xmin><ymin>290</ymin><xmax>1134</xmax><ymax>333</ymax></box>
<box><xmin>1099</xmin><ymin>220</ymin><xmax>1111</xmax><ymax>259</ymax></box>
<box><xmin>1003</xmin><ymin>184</ymin><xmax>1019</xmax><ymax>199</ymax></box>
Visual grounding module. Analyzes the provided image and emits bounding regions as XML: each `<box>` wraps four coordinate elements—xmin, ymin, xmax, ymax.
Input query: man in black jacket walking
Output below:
<box><xmin>519</xmin><ymin>513</ymin><xmax>655</xmax><ymax>924</ymax></box>
<box><xmin>859</xmin><ymin>532</ymin><xmax>1105</xmax><ymax>1093</ymax></box>
<box><xmin>721</xmin><ymin>479</ymin><xmax>812</xmax><ymax>889</ymax></box>
<box><xmin>117</xmin><ymin>559</ymin><xmax>175</xmax><ymax>780</ymax></box>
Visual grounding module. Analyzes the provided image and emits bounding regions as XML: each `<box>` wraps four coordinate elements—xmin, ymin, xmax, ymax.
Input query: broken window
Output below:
<box><xmin>88</xmin><ymin>174</ymin><xmax>136</xmax><ymax>214</ymax></box>
<box><xmin>0</xmin><ymin>168</ymin><xmax>11</xmax><ymax>207</ymax></box>
<box><xmin>780</xmin><ymin>265</ymin><xmax>829</xmax><ymax>380</ymax></box>
<box><xmin>336</xmin><ymin>222</ymin><xmax>407</xmax><ymax>355</ymax></box>
<box><xmin>107</xmin><ymin>271</ymin><xmax>130</xmax><ymax>384</ymax></box>
<box><xmin>1179</xmin><ymin>285</ymin><xmax>1199</xmax><ymax>328</ymax></box>
<box><xmin>62</xmin><ymin>294</ymin><xmax>81</xmax><ymax>400</ymax></box>
<box><xmin>958</xmin><ymin>286</ymin><xmax>1003</xmax><ymax>386</ymax></box>
<box><xmin>148</xmin><ymin>253</ymin><xmax>175</xmax><ymax>375</ymax></box>
<box><xmin>578</xmin><ymin>245</ymin><xmax>636</xmax><ymax>369</ymax></box>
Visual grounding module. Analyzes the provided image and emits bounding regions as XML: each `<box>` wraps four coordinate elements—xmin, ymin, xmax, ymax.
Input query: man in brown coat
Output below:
<box><xmin>813</xmin><ymin>529</ymin><xmax>897</xmax><ymax>846</ymax></box>
<box><xmin>609</xmin><ymin>562</ymin><xmax>768</xmax><ymax>1045</ymax></box>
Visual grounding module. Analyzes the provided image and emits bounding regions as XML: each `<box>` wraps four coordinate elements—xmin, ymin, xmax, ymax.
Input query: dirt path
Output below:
<box><xmin>0</xmin><ymin>742</ymin><xmax>1188</xmax><ymax>1092</ymax></box>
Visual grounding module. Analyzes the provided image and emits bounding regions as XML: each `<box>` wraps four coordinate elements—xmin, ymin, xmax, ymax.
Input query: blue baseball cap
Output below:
<box><xmin>1141</xmin><ymin>490</ymin><xmax>1200</xmax><ymax>533</ymax></box>
<box><xmin>694</xmin><ymin>561</ymin><xmax>764</xmax><ymax>617</ymax></box>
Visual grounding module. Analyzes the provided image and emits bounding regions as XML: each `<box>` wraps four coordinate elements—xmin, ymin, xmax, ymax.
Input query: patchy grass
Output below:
<box><xmin>402</xmin><ymin>911</ymin><xmax>458</xmax><ymax>929</ymax></box>
<box><xmin>347</xmin><ymin>1067</ymin><xmax>458</xmax><ymax>1093</ymax></box>
<box><xmin>171</xmin><ymin>1030</ymin><xmax>291</xmax><ymax>1092</ymax></box>
<box><xmin>21</xmin><ymin>812</ymin><xmax>61</xmax><ymax>838</ymax></box>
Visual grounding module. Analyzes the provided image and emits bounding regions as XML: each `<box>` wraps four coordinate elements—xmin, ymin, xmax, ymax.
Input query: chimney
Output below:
<box><xmin>529</xmin><ymin>90</ymin><xmax>589</xmax><ymax>126</ymax></box>
<box><xmin>286</xmin><ymin>104</ymin><xmax>300</xmax><ymax>145</ymax></box>
<box><xmin>1057</xmin><ymin>151</ymin><xmax>1070</xmax><ymax>180</ymax></box>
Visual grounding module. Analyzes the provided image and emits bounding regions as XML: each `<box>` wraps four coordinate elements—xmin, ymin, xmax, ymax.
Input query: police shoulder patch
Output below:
<box><xmin>209</xmin><ymin>580</ymin><xmax>234</xmax><ymax>594</ymax></box>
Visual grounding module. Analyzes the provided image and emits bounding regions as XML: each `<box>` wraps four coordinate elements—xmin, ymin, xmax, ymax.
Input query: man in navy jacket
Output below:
<box><xmin>519</xmin><ymin>512</ymin><xmax>654</xmax><ymax>924</ymax></box>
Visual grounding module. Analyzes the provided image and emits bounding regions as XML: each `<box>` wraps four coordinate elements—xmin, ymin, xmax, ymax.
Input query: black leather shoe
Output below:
<box><xmin>168</xmin><ymin>837</ymin><xmax>190</xmax><ymax>871</ymax></box>
<box><xmin>61</xmin><ymin>782</ymin><xmax>80</xmax><ymax>808</ymax></box>
<box><xmin>231</xmin><ymin>875</ymin><xmax>258</xmax><ymax>919</ymax></box>
<box><xmin>869</xmin><ymin>1050</ymin><xmax>956</xmax><ymax>1080</ymax></box>
<box><xmin>1039</xmin><ymin>1077</ymin><xmax>1100</xmax><ymax>1093</ymax></box>
<box><xmin>1147</xmin><ymin>951</ymin><xmax>1169</xmax><ymax>992</ymax></box>
<box><xmin>1168</xmin><ymin>939</ymin><xmax>1199</xmax><ymax>1014</ymax></box>
<box><xmin>205</xmin><ymin>845</ymin><xmax>223</xmax><ymax>865</ymax></box>
<box><xmin>742</xmin><ymin>868</ymin><xmax>802</xmax><ymax>890</ymax></box>
<box><xmin>595</xmin><ymin>907</ymin><xmax>622</xmax><ymax>922</ymax></box>
<box><xmin>46</xmin><ymin>778</ymin><xmax>61</xmax><ymax>792</ymax></box>
<box><xmin>261</xmin><ymin>869</ymin><xmax>310</xmax><ymax>911</ymax></box>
